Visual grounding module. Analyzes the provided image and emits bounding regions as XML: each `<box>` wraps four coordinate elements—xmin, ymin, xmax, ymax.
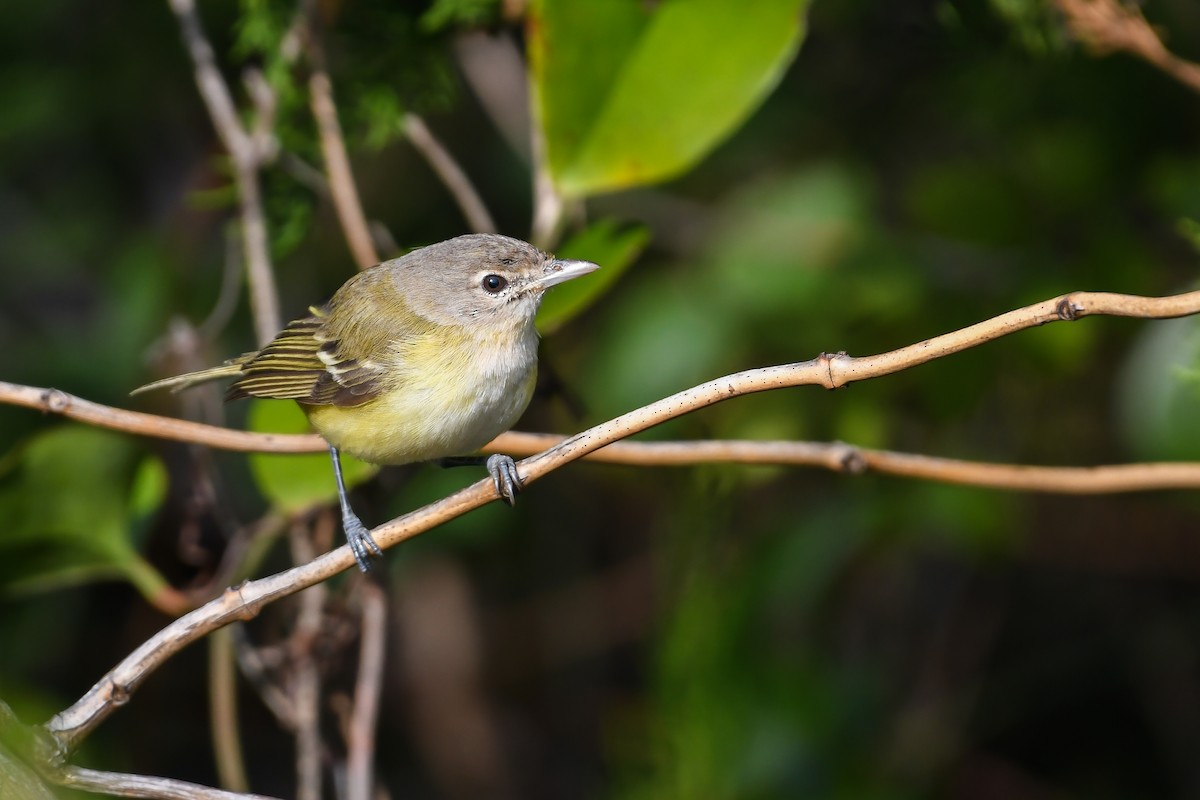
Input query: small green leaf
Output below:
<box><xmin>0</xmin><ymin>426</ymin><xmax>169</xmax><ymax>599</ymax></box>
<box><xmin>246</xmin><ymin>400</ymin><xmax>377</xmax><ymax>513</ymax></box>
<box><xmin>529</xmin><ymin>0</ymin><xmax>809</xmax><ymax>197</ymax></box>
<box><xmin>537</xmin><ymin>220</ymin><xmax>648</xmax><ymax>333</ymax></box>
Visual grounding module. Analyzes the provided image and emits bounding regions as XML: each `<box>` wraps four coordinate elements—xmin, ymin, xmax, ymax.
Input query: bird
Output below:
<box><xmin>134</xmin><ymin>233</ymin><xmax>599</xmax><ymax>571</ymax></box>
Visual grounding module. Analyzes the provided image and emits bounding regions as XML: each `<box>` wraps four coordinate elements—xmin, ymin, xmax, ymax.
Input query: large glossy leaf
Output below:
<box><xmin>246</xmin><ymin>400</ymin><xmax>377</xmax><ymax>513</ymax></box>
<box><xmin>529</xmin><ymin>0</ymin><xmax>809</xmax><ymax>197</ymax></box>
<box><xmin>537</xmin><ymin>219</ymin><xmax>648</xmax><ymax>333</ymax></box>
<box><xmin>0</xmin><ymin>426</ymin><xmax>168</xmax><ymax>600</ymax></box>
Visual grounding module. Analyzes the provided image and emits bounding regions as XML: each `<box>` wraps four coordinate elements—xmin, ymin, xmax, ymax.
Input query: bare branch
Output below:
<box><xmin>36</xmin><ymin>288</ymin><xmax>1200</xmax><ymax>755</ymax></box>
<box><xmin>289</xmin><ymin>518</ymin><xmax>328</xmax><ymax>800</ymax></box>
<box><xmin>345</xmin><ymin>583</ymin><xmax>387</xmax><ymax>800</ymax></box>
<box><xmin>1056</xmin><ymin>0</ymin><xmax>1200</xmax><ymax>95</ymax></box>
<box><xmin>55</xmin><ymin>765</ymin><xmax>280</xmax><ymax>800</ymax></box>
<box><xmin>305</xmin><ymin>29</ymin><xmax>380</xmax><ymax>269</ymax></box>
<box><xmin>528</xmin><ymin>92</ymin><xmax>564</xmax><ymax>248</ymax></box>
<box><xmin>209</xmin><ymin>629</ymin><xmax>250</xmax><ymax>793</ymax></box>
<box><xmin>167</xmin><ymin>0</ymin><xmax>281</xmax><ymax>343</ymax></box>
<box><xmin>404</xmin><ymin>113</ymin><xmax>498</xmax><ymax>234</ymax></box>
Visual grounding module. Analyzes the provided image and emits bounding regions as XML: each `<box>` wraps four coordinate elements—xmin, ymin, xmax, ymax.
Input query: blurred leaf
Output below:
<box><xmin>0</xmin><ymin>426</ymin><xmax>169</xmax><ymax>600</ymax></box>
<box><xmin>1118</xmin><ymin>314</ymin><xmax>1200</xmax><ymax>461</ymax></box>
<box><xmin>420</xmin><ymin>0</ymin><xmax>501</xmax><ymax>32</ymax></box>
<box><xmin>537</xmin><ymin>219</ymin><xmax>648</xmax><ymax>333</ymax></box>
<box><xmin>247</xmin><ymin>400</ymin><xmax>377</xmax><ymax>513</ymax></box>
<box><xmin>529</xmin><ymin>0</ymin><xmax>809</xmax><ymax>196</ymax></box>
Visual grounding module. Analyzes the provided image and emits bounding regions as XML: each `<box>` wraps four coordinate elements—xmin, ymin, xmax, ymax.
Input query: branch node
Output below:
<box><xmin>817</xmin><ymin>351</ymin><xmax>849</xmax><ymax>390</ymax></box>
<box><xmin>1056</xmin><ymin>297</ymin><xmax>1083</xmax><ymax>321</ymax></box>
<box><xmin>834</xmin><ymin>443</ymin><xmax>868</xmax><ymax>474</ymax></box>
<box><xmin>40</xmin><ymin>388</ymin><xmax>71</xmax><ymax>414</ymax></box>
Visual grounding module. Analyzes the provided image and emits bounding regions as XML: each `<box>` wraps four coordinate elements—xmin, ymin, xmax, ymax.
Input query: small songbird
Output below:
<box><xmin>134</xmin><ymin>233</ymin><xmax>599</xmax><ymax>571</ymax></box>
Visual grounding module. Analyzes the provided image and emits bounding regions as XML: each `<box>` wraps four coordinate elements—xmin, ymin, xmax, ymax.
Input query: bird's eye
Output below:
<box><xmin>481</xmin><ymin>274</ymin><xmax>508</xmax><ymax>294</ymax></box>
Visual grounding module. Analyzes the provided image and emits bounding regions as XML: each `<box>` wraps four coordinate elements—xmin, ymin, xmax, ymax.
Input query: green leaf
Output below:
<box><xmin>529</xmin><ymin>0</ymin><xmax>809</xmax><ymax>197</ymax></box>
<box><xmin>246</xmin><ymin>400</ymin><xmax>377</xmax><ymax>513</ymax></box>
<box><xmin>537</xmin><ymin>219</ymin><xmax>648</xmax><ymax>333</ymax></box>
<box><xmin>0</xmin><ymin>426</ymin><xmax>169</xmax><ymax>599</ymax></box>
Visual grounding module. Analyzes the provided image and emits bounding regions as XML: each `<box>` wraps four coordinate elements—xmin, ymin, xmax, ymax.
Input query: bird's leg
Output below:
<box><xmin>329</xmin><ymin>445</ymin><xmax>382</xmax><ymax>571</ymax></box>
<box><xmin>437</xmin><ymin>454</ymin><xmax>523</xmax><ymax>506</ymax></box>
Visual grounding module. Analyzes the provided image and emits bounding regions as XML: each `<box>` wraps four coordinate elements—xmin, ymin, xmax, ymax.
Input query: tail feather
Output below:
<box><xmin>130</xmin><ymin>355</ymin><xmax>252</xmax><ymax>396</ymax></box>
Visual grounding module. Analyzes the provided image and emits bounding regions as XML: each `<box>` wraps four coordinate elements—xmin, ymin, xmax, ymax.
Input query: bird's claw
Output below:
<box><xmin>342</xmin><ymin>510</ymin><xmax>382</xmax><ymax>572</ymax></box>
<box><xmin>486</xmin><ymin>453</ymin><xmax>523</xmax><ymax>506</ymax></box>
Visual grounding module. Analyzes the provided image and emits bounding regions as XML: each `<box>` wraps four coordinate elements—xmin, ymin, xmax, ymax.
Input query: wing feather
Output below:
<box><xmin>226</xmin><ymin>286</ymin><xmax>391</xmax><ymax>407</ymax></box>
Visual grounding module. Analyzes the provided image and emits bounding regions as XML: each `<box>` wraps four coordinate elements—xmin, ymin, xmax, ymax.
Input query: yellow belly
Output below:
<box><xmin>302</xmin><ymin>358</ymin><xmax>537</xmax><ymax>466</ymax></box>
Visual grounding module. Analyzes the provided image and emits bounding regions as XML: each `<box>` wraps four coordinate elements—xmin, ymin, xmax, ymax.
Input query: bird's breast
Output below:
<box><xmin>303</xmin><ymin>322</ymin><xmax>539</xmax><ymax>465</ymax></box>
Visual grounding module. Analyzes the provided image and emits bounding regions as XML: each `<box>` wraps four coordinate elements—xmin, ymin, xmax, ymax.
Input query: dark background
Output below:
<box><xmin>3</xmin><ymin>1</ymin><xmax>1200</xmax><ymax>798</ymax></box>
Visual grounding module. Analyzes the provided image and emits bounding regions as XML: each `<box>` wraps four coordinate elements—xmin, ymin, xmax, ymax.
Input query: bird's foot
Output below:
<box><xmin>486</xmin><ymin>453</ymin><xmax>523</xmax><ymax>506</ymax></box>
<box><xmin>342</xmin><ymin>510</ymin><xmax>383</xmax><ymax>572</ymax></box>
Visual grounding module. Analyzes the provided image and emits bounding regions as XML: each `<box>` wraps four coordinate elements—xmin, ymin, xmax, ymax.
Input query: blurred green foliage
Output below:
<box><xmin>1</xmin><ymin>0</ymin><xmax>1200</xmax><ymax>798</ymax></box>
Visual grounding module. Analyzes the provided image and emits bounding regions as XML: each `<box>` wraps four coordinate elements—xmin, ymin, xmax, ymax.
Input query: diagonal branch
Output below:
<box><xmin>37</xmin><ymin>287</ymin><xmax>1200</xmax><ymax>754</ymax></box>
<box><xmin>1055</xmin><ymin>0</ymin><xmax>1200</xmax><ymax>95</ymax></box>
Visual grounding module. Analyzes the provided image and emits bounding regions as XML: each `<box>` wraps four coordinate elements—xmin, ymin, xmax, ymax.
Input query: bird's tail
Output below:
<box><xmin>130</xmin><ymin>355</ymin><xmax>252</xmax><ymax>396</ymax></box>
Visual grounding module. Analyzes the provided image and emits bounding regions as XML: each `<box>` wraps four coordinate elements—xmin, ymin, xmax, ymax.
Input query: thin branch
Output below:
<box><xmin>345</xmin><ymin>582</ymin><xmax>386</xmax><ymax>800</ymax></box>
<box><xmin>289</xmin><ymin>517</ymin><xmax>329</xmax><ymax>800</ymax></box>
<box><xmin>0</xmin><ymin>381</ymin><xmax>322</xmax><ymax>452</ymax></box>
<box><xmin>404</xmin><ymin>113</ymin><xmax>497</xmax><ymax>234</ymax></box>
<box><xmin>38</xmin><ymin>287</ymin><xmax>1200</xmax><ymax>755</ymax></box>
<box><xmin>9</xmin><ymin>382</ymin><xmax>1200</xmax><ymax>491</ymax></box>
<box><xmin>528</xmin><ymin>92</ymin><xmax>564</xmax><ymax>248</ymax></box>
<box><xmin>167</xmin><ymin>0</ymin><xmax>281</xmax><ymax>343</ymax></box>
<box><xmin>209</xmin><ymin>628</ymin><xmax>250</xmax><ymax>793</ymax></box>
<box><xmin>1056</xmin><ymin>0</ymin><xmax>1200</xmax><ymax>95</ymax></box>
<box><xmin>55</xmin><ymin>765</ymin><xmax>281</xmax><ymax>800</ymax></box>
<box><xmin>305</xmin><ymin>30</ymin><xmax>380</xmax><ymax>269</ymax></box>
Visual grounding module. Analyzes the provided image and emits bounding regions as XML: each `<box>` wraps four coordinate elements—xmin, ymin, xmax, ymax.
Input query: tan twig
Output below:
<box><xmin>404</xmin><ymin>113</ymin><xmax>498</xmax><ymax>234</ymax></box>
<box><xmin>167</xmin><ymin>0</ymin><xmax>282</xmax><ymax>343</ymax></box>
<box><xmin>0</xmin><ymin>381</ymin><xmax>322</xmax><ymax>452</ymax></box>
<box><xmin>6</xmin><ymin>287</ymin><xmax>1200</xmax><ymax>486</ymax></box>
<box><xmin>305</xmin><ymin>29</ymin><xmax>380</xmax><ymax>270</ymax></box>
<box><xmin>289</xmin><ymin>517</ymin><xmax>328</xmax><ymax>800</ymax></box>
<box><xmin>1056</xmin><ymin>0</ymin><xmax>1200</xmax><ymax>95</ymax></box>
<box><xmin>55</xmin><ymin>765</ymin><xmax>281</xmax><ymax>800</ymax></box>
<box><xmin>345</xmin><ymin>582</ymin><xmax>387</xmax><ymax>800</ymax></box>
<box><xmin>209</xmin><ymin>628</ymin><xmax>250</xmax><ymax>793</ymax></box>
<box><xmin>528</xmin><ymin>93</ymin><xmax>564</xmax><ymax>248</ymax></box>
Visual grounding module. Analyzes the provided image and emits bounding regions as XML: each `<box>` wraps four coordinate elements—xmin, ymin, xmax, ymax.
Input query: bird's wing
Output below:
<box><xmin>226</xmin><ymin>299</ymin><xmax>392</xmax><ymax>408</ymax></box>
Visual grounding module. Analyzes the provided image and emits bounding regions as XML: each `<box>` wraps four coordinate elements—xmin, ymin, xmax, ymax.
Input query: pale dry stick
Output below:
<box><xmin>55</xmin><ymin>765</ymin><xmax>281</xmax><ymax>800</ymax></box>
<box><xmin>209</xmin><ymin>628</ymin><xmax>251</xmax><ymax>793</ymax></box>
<box><xmin>7</xmin><ymin>380</ymin><xmax>1200</xmax><ymax>492</ymax></box>
<box><xmin>167</xmin><ymin>0</ymin><xmax>282</xmax><ymax>343</ymax></box>
<box><xmin>1056</xmin><ymin>0</ymin><xmax>1200</xmax><ymax>95</ymax></box>
<box><xmin>41</xmin><ymin>288</ymin><xmax>1200</xmax><ymax>757</ymax></box>
<box><xmin>528</xmin><ymin>81</ymin><xmax>564</xmax><ymax>248</ymax></box>
<box><xmin>345</xmin><ymin>583</ymin><xmax>387</xmax><ymax>800</ymax></box>
<box><xmin>404</xmin><ymin>112</ymin><xmax>498</xmax><ymax>234</ymax></box>
<box><xmin>307</xmin><ymin>43</ymin><xmax>380</xmax><ymax>269</ymax></box>
<box><xmin>290</xmin><ymin>520</ymin><xmax>329</xmax><ymax>800</ymax></box>
<box><xmin>496</xmin><ymin>434</ymin><xmax>1200</xmax><ymax>494</ymax></box>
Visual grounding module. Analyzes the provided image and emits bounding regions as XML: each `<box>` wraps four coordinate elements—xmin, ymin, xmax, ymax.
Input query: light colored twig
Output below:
<box><xmin>404</xmin><ymin>113</ymin><xmax>497</xmax><ymax>234</ymax></box>
<box><xmin>305</xmin><ymin>29</ymin><xmax>380</xmax><ymax>269</ymax></box>
<box><xmin>289</xmin><ymin>517</ymin><xmax>328</xmax><ymax>800</ymax></box>
<box><xmin>1056</xmin><ymin>0</ymin><xmax>1200</xmax><ymax>95</ymax></box>
<box><xmin>38</xmin><ymin>288</ymin><xmax>1200</xmax><ymax>755</ymax></box>
<box><xmin>167</xmin><ymin>0</ymin><xmax>281</xmax><ymax>343</ymax></box>
<box><xmin>209</xmin><ymin>628</ymin><xmax>250</xmax><ymax>793</ymax></box>
<box><xmin>12</xmin><ymin>375</ymin><xmax>1200</xmax><ymax>491</ymax></box>
<box><xmin>55</xmin><ymin>765</ymin><xmax>281</xmax><ymax>800</ymax></box>
<box><xmin>528</xmin><ymin>92</ymin><xmax>564</xmax><ymax>248</ymax></box>
<box><xmin>345</xmin><ymin>583</ymin><xmax>386</xmax><ymax>800</ymax></box>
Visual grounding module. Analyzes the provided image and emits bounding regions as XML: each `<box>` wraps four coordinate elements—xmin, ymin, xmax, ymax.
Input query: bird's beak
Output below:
<box><xmin>537</xmin><ymin>258</ymin><xmax>600</xmax><ymax>290</ymax></box>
